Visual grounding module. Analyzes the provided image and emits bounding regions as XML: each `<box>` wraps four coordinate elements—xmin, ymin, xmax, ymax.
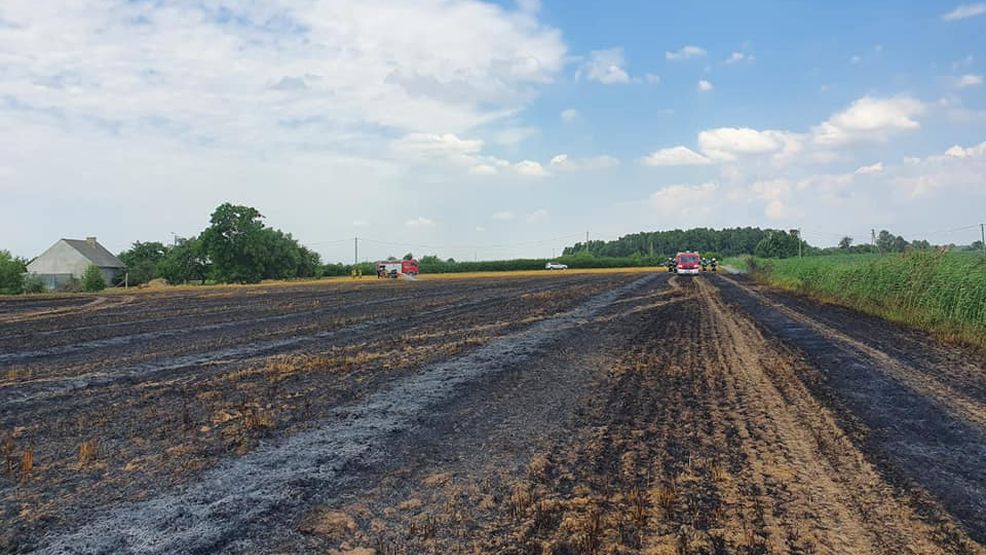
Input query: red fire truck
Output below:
<box><xmin>375</xmin><ymin>259</ymin><xmax>419</xmax><ymax>278</ymax></box>
<box><xmin>674</xmin><ymin>252</ymin><xmax>701</xmax><ymax>275</ymax></box>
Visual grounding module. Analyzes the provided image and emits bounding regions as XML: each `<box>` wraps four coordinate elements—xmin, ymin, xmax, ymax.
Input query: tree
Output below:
<box><xmin>876</xmin><ymin>230</ymin><xmax>909</xmax><ymax>253</ymax></box>
<box><xmin>403</xmin><ymin>252</ymin><xmax>414</xmax><ymax>260</ymax></box>
<box><xmin>200</xmin><ymin>203</ymin><xmax>268</xmax><ymax>283</ymax></box>
<box><xmin>838</xmin><ymin>236</ymin><xmax>853</xmax><ymax>249</ymax></box>
<box><xmin>82</xmin><ymin>265</ymin><xmax>106</xmax><ymax>292</ymax></box>
<box><xmin>197</xmin><ymin>203</ymin><xmax>324</xmax><ymax>284</ymax></box>
<box><xmin>0</xmin><ymin>250</ymin><xmax>26</xmax><ymax>295</ymax></box>
<box><xmin>910</xmin><ymin>239</ymin><xmax>932</xmax><ymax>250</ymax></box>
<box><xmin>158</xmin><ymin>237</ymin><xmax>210</xmax><ymax>284</ymax></box>
<box><xmin>754</xmin><ymin>231</ymin><xmax>805</xmax><ymax>258</ymax></box>
<box><xmin>119</xmin><ymin>241</ymin><xmax>169</xmax><ymax>285</ymax></box>
<box><xmin>970</xmin><ymin>240</ymin><xmax>984</xmax><ymax>252</ymax></box>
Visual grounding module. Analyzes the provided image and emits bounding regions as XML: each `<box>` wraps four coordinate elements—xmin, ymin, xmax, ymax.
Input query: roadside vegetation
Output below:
<box><xmin>744</xmin><ymin>251</ymin><xmax>986</xmax><ymax>348</ymax></box>
<box><xmin>564</xmin><ymin>226</ymin><xmax>803</xmax><ymax>258</ymax></box>
<box><xmin>0</xmin><ymin>250</ymin><xmax>28</xmax><ymax>295</ymax></box>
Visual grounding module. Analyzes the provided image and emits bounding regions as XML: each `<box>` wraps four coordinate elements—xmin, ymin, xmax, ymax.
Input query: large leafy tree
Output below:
<box><xmin>158</xmin><ymin>237</ymin><xmax>210</xmax><ymax>284</ymax></box>
<box><xmin>198</xmin><ymin>203</ymin><xmax>322</xmax><ymax>284</ymax></box>
<box><xmin>200</xmin><ymin>203</ymin><xmax>268</xmax><ymax>283</ymax></box>
<box><xmin>0</xmin><ymin>250</ymin><xmax>27</xmax><ymax>295</ymax></box>
<box><xmin>119</xmin><ymin>241</ymin><xmax>169</xmax><ymax>285</ymax></box>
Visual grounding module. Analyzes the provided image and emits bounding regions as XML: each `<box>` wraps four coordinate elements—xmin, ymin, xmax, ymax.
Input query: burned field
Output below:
<box><xmin>1</xmin><ymin>273</ymin><xmax>984</xmax><ymax>554</ymax></box>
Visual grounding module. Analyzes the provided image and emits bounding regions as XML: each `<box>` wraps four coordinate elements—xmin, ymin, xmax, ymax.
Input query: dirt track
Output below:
<box><xmin>1</xmin><ymin>273</ymin><xmax>983</xmax><ymax>554</ymax></box>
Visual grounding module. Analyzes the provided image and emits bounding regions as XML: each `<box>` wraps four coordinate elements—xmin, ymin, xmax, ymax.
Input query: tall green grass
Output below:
<box><xmin>746</xmin><ymin>251</ymin><xmax>986</xmax><ymax>348</ymax></box>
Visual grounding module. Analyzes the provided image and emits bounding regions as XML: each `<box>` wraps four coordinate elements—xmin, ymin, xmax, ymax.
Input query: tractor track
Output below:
<box><xmin>0</xmin><ymin>278</ymin><xmax>588</xmax><ymax>409</ymax></box>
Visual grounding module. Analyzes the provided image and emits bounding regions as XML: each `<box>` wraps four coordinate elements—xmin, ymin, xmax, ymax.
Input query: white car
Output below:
<box><xmin>545</xmin><ymin>262</ymin><xmax>568</xmax><ymax>270</ymax></box>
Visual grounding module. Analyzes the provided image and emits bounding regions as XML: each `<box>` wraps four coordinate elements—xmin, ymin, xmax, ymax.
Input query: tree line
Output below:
<box><xmin>120</xmin><ymin>203</ymin><xmax>322</xmax><ymax>285</ymax></box>
<box><xmin>563</xmin><ymin>227</ymin><xmax>809</xmax><ymax>259</ymax></box>
<box><xmin>563</xmin><ymin>227</ymin><xmax>983</xmax><ymax>260</ymax></box>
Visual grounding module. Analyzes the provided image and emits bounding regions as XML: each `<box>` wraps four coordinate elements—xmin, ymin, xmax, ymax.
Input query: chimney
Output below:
<box><xmin>86</xmin><ymin>236</ymin><xmax>97</xmax><ymax>247</ymax></box>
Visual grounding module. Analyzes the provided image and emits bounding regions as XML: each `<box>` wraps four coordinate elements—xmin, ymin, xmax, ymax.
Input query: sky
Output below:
<box><xmin>1</xmin><ymin>0</ymin><xmax>985</xmax><ymax>263</ymax></box>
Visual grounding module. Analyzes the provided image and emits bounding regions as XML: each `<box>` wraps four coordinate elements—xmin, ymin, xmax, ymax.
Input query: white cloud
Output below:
<box><xmin>892</xmin><ymin>142</ymin><xmax>986</xmax><ymax>198</ymax></box>
<box><xmin>526</xmin><ymin>208</ymin><xmax>548</xmax><ymax>222</ymax></box>
<box><xmin>750</xmin><ymin>180</ymin><xmax>794</xmax><ymax>219</ymax></box>
<box><xmin>549</xmin><ymin>153</ymin><xmax>619</xmax><ymax>171</ymax></box>
<box><xmin>850</xmin><ymin>55</ymin><xmax>862</xmax><ymax>64</ymax></box>
<box><xmin>957</xmin><ymin>74</ymin><xmax>984</xmax><ymax>88</ymax></box>
<box><xmin>698</xmin><ymin>128</ymin><xmax>803</xmax><ymax>162</ymax></box>
<box><xmin>724</xmin><ymin>52</ymin><xmax>751</xmax><ymax>64</ymax></box>
<box><xmin>642</xmin><ymin>146</ymin><xmax>711</xmax><ymax>166</ymax></box>
<box><xmin>666</xmin><ymin>45</ymin><xmax>707</xmax><ymax>61</ymax></box>
<box><xmin>514</xmin><ymin>160</ymin><xmax>550</xmax><ymax>176</ymax></box>
<box><xmin>405</xmin><ymin>216</ymin><xmax>435</xmax><ymax>227</ymax></box>
<box><xmin>352</xmin><ymin>219</ymin><xmax>368</xmax><ymax>227</ymax></box>
<box><xmin>560</xmin><ymin>108</ymin><xmax>580</xmax><ymax>123</ymax></box>
<box><xmin>942</xmin><ymin>3</ymin><xmax>986</xmax><ymax>21</ymax></box>
<box><xmin>0</xmin><ymin>1</ymin><xmax>567</xmax><ymax>146</ymax></box>
<box><xmin>641</xmin><ymin>96</ymin><xmax>925</xmax><ymax>172</ymax></box>
<box><xmin>854</xmin><ymin>162</ymin><xmax>884</xmax><ymax>175</ymax></box>
<box><xmin>944</xmin><ymin>142</ymin><xmax>986</xmax><ymax>158</ymax></box>
<box><xmin>578</xmin><ymin>48</ymin><xmax>631</xmax><ymax>84</ymax></box>
<box><xmin>492</xmin><ymin>211</ymin><xmax>516</xmax><ymax>221</ymax></box>
<box><xmin>469</xmin><ymin>163</ymin><xmax>499</xmax><ymax>175</ymax></box>
<box><xmin>475</xmin><ymin>226</ymin><xmax>486</xmax><ymax>232</ymax></box>
<box><xmin>697</xmin><ymin>79</ymin><xmax>714</xmax><ymax>92</ymax></box>
<box><xmin>812</xmin><ymin>96</ymin><xmax>925</xmax><ymax>145</ymax></box>
<box><xmin>394</xmin><ymin>133</ymin><xmax>484</xmax><ymax>159</ymax></box>
<box><xmin>645</xmin><ymin>73</ymin><xmax>661</xmax><ymax>84</ymax></box>
<box><xmin>648</xmin><ymin>183</ymin><xmax>718</xmax><ymax>220</ymax></box>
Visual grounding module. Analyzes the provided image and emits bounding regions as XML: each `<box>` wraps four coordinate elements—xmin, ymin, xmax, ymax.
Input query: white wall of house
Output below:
<box><xmin>26</xmin><ymin>240</ymin><xmax>120</xmax><ymax>288</ymax></box>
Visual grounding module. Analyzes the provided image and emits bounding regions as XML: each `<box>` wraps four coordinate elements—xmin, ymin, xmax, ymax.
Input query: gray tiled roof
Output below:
<box><xmin>63</xmin><ymin>239</ymin><xmax>125</xmax><ymax>268</ymax></box>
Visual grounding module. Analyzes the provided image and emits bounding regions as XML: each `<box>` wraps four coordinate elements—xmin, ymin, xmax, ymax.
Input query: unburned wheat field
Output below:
<box><xmin>1</xmin><ymin>271</ymin><xmax>984</xmax><ymax>554</ymax></box>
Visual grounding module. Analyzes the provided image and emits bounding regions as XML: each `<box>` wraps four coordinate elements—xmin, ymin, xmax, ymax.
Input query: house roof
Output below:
<box><xmin>63</xmin><ymin>239</ymin><xmax>125</xmax><ymax>268</ymax></box>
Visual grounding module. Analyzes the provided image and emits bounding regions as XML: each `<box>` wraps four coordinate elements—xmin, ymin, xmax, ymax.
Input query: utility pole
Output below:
<box><xmin>354</xmin><ymin>236</ymin><xmax>359</xmax><ymax>265</ymax></box>
<box><xmin>585</xmin><ymin>230</ymin><xmax>590</xmax><ymax>253</ymax></box>
<box><xmin>797</xmin><ymin>228</ymin><xmax>802</xmax><ymax>259</ymax></box>
<box><xmin>871</xmin><ymin>229</ymin><xmax>877</xmax><ymax>252</ymax></box>
<box><xmin>981</xmin><ymin>223</ymin><xmax>985</xmax><ymax>260</ymax></box>
<box><xmin>171</xmin><ymin>232</ymin><xmax>177</xmax><ymax>247</ymax></box>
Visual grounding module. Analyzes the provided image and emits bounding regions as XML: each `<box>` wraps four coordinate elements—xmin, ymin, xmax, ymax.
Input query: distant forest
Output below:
<box><xmin>563</xmin><ymin>227</ymin><xmax>792</xmax><ymax>258</ymax></box>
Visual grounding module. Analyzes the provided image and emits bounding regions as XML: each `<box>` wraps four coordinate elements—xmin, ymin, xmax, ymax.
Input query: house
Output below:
<box><xmin>26</xmin><ymin>237</ymin><xmax>125</xmax><ymax>290</ymax></box>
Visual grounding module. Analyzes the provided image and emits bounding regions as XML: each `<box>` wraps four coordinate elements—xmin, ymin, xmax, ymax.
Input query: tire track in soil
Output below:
<box><xmin>303</xmin><ymin>275</ymin><xmax>981</xmax><ymax>555</ymax></box>
<box><xmin>711</xmin><ymin>274</ymin><xmax>986</xmax><ymax>546</ymax></box>
<box><xmin>692</xmin><ymin>276</ymin><xmax>951</xmax><ymax>554</ymax></box>
<box><xmin>716</xmin><ymin>274</ymin><xmax>986</xmax><ymax>428</ymax></box>
<box><xmin>0</xmin><ymin>296</ymin><xmax>135</xmax><ymax>325</ymax></box>
<box><xmin>0</xmin><ymin>279</ymin><xmax>495</xmax><ymax>346</ymax></box>
<box><xmin>22</xmin><ymin>275</ymin><xmax>658</xmax><ymax>555</ymax></box>
<box><xmin>0</xmin><ymin>278</ymin><xmax>585</xmax><ymax>408</ymax></box>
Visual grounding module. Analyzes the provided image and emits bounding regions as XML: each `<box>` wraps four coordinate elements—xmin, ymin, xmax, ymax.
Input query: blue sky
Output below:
<box><xmin>1</xmin><ymin>1</ymin><xmax>984</xmax><ymax>262</ymax></box>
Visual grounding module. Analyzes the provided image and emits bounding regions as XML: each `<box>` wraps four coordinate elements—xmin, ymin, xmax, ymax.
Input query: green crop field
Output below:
<box><xmin>742</xmin><ymin>251</ymin><xmax>986</xmax><ymax>348</ymax></box>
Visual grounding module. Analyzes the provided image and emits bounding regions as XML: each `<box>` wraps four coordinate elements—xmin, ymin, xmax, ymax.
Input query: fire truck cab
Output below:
<box><xmin>674</xmin><ymin>252</ymin><xmax>701</xmax><ymax>275</ymax></box>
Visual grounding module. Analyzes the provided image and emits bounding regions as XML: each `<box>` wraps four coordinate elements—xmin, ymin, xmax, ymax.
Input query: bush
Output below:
<box><xmin>23</xmin><ymin>275</ymin><xmax>46</xmax><ymax>294</ymax></box>
<box><xmin>0</xmin><ymin>250</ymin><xmax>26</xmax><ymax>295</ymax></box>
<box><xmin>55</xmin><ymin>277</ymin><xmax>82</xmax><ymax>293</ymax></box>
<box><xmin>82</xmin><ymin>265</ymin><xmax>107</xmax><ymax>292</ymax></box>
